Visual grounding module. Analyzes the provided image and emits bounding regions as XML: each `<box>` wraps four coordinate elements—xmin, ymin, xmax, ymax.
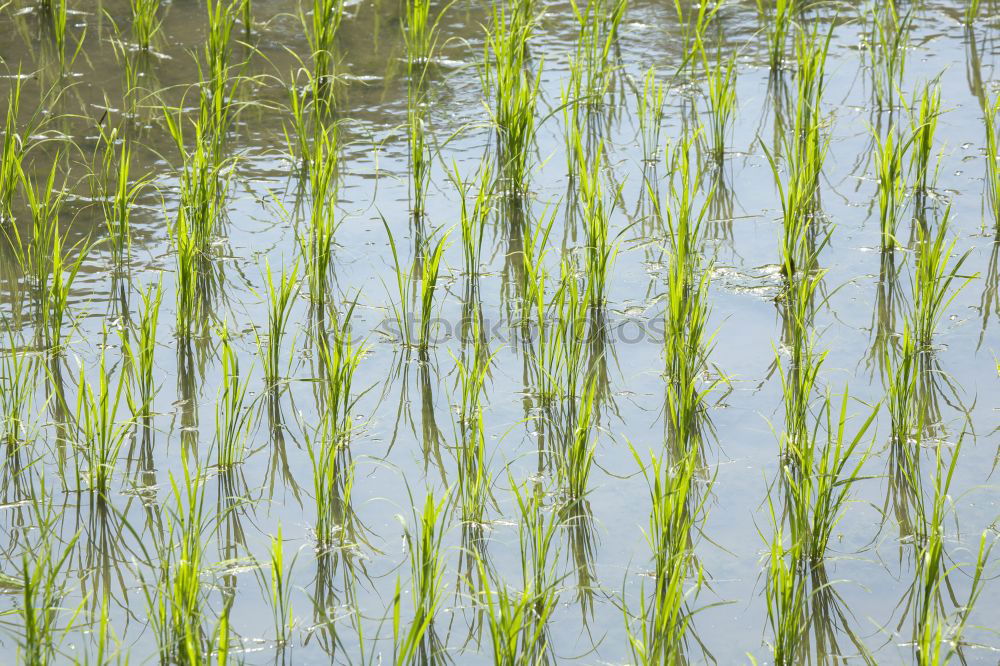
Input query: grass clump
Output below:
<box><xmin>394</xmin><ymin>490</ymin><xmax>449</xmax><ymax>663</ymax></box>
<box><xmin>304</xmin><ymin>0</ymin><xmax>344</xmax><ymax>105</ymax></box>
<box><xmin>576</xmin><ymin>141</ymin><xmax>619</xmax><ymax>307</ymax></box>
<box><xmin>16</xmin><ymin>490</ymin><xmax>80</xmax><ymax>665</ymax></box>
<box><xmin>910</xmin><ymin>211</ymin><xmax>972</xmax><ymax>349</ymax></box>
<box><xmin>908</xmin><ymin>82</ymin><xmax>942</xmax><ymax>197</ymax></box>
<box><xmin>300</xmin><ymin>122</ymin><xmax>340</xmax><ymax>310</ymax></box>
<box><xmin>307</xmin><ymin>310</ymin><xmax>362</xmax><ymax>548</ymax></box>
<box><xmin>254</xmin><ymin>260</ymin><xmax>300</xmax><ymax>388</ymax></box>
<box><xmin>74</xmin><ymin>333</ymin><xmax>131</xmax><ymax>495</ymax></box>
<box><xmin>702</xmin><ymin>47</ymin><xmax>738</xmax><ymax>164</ymax></box>
<box><xmin>756</xmin><ymin>0</ymin><xmax>795</xmax><ymax>71</ymax></box>
<box><xmin>129</xmin><ymin>0</ymin><xmax>162</xmax><ymax>50</ymax></box>
<box><xmin>624</xmin><ymin>444</ymin><xmax>707</xmax><ymax>664</ymax></box>
<box><xmin>636</xmin><ymin>67</ymin><xmax>666</xmax><ymax>164</ymax></box>
<box><xmin>482</xmin><ymin>0</ymin><xmax>541</xmax><ymax>195</ymax></box>
<box><xmin>214</xmin><ymin>325</ymin><xmax>255</xmax><ymax>469</ymax></box>
<box><xmin>473</xmin><ymin>481</ymin><xmax>559</xmax><ymax>664</ymax></box>
<box><xmin>872</xmin><ymin>123</ymin><xmax>910</xmax><ymax>251</ymax></box>
<box><xmin>0</xmin><ymin>76</ymin><xmax>25</xmax><ymax>223</ymax></box>
<box><xmin>120</xmin><ymin>280</ymin><xmax>163</xmax><ymax>421</ymax></box>
<box><xmin>94</xmin><ymin>128</ymin><xmax>148</xmax><ymax>270</ymax></box>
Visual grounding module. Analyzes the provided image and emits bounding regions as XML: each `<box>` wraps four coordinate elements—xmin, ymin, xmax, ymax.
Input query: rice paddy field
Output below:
<box><xmin>2</xmin><ymin>0</ymin><xmax>1000</xmax><ymax>662</ymax></box>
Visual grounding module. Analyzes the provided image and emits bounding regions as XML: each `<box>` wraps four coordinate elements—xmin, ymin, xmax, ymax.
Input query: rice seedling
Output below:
<box><xmin>240</xmin><ymin>0</ymin><xmax>252</xmax><ymax>39</ymax></box>
<box><xmin>558</xmin><ymin>373</ymin><xmax>597</xmax><ymax>502</ymax></box>
<box><xmin>871</xmin><ymin>123</ymin><xmax>910</xmax><ymax>251</ymax></box>
<box><xmin>530</xmin><ymin>260</ymin><xmax>590</xmax><ymax>405</ymax></box>
<box><xmin>782</xmin><ymin>390</ymin><xmax>878</xmax><ymax>565</ymax></box>
<box><xmin>417</xmin><ymin>229</ymin><xmax>449</xmax><ymax>350</ymax></box>
<box><xmin>759</xmin><ymin>27</ymin><xmax>831</xmax><ymax>278</ymax></box>
<box><xmin>662</xmin><ymin>264</ymin><xmax>713</xmax><ymax>454</ymax></box>
<box><xmin>473</xmin><ymin>542</ymin><xmax>559</xmax><ymax>665</ymax></box>
<box><xmin>18</xmin><ymin>163</ymin><xmax>88</xmax><ymax>351</ymax></box>
<box><xmin>303</xmin><ymin>0</ymin><xmax>344</xmax><ymax>106</ymax></box>
<box><xmin>307</xmin><ymin>310</ymin><xmax>362</xmax><ymax>548</ymax></box>
<box><xmin>776</xmin><ymin>267</ymin><xmax>826</xmax><ymax>454</ymax></box>
<box><xmin>48</xmin><ymin>0</ymin><xmax>86</xmax><ymax>71</ymax></box>
<box><xmin>702</xmin><ymin>46</ymin><xmax>738</xmax><ymax>164</ymax></box>
<box><xmin>16</xmin><ymin>485</ymin><xmax>80</xmax><ymax>665</ymax></box>
<box><xmin>636</xmin><ymin>67</ymin><xmax>666</xmax><ymax>165</ymax></box>
<box><xmin>910</xmin><ymin>212</ymin><xmax>973</xmax><ymax>349</ymax></box>
<box><xmin>567</xmin><ymin>0</ymin><xmax>627</xmax><ymax>108</ymax></box>
<box><xmin>908</xmin><ymin>82</ymin><xmax>942</xmax><ymax>197</ymax></box>
<box><xmin>762</xmin><ymin>121</ymin><xmax>828</xmax><ymax>278</ymax></box>
<box><xmin>171</xmin><ymin>205</ymin><xmax>202</xmax><ymax>340</ymax></box>
<box><xmin>74</xmin><ymin>332</ymin><xmax>131</xmax><ymax>495</ymax></box>
<box><xmin>381</xmin><ymin>222</ymin><xmax>415</xmax><ymax>348</ymax></box>
<box><xmin>756</xmin><ymin>0</ymin><xmax>794</xmax><ymax>72</ymax></box>
<box><xmin>575</xmin><ymin>140</ymin><xmax>620</xmax><ymax>307</ymax></box>
<box><xmin>514</xmin><ymin>204</ymin><xmax>555</xmax><ymax>329</ymax></box>
<box><xmin>393</xmin><ymin>490</ymin><xmax>449</xmax><ymax>664</ymax></box>
<box><xmin>983</xmin><ymin>93</ymin><xmax>999</xmax><ymax>228</ymax></box>
<box><xmin>793</xmin><ymin>23</ymin><xmax>831</xmax><ymax>156</ymax></box>
<box><xmin>658</xmin><ymin>130</ymin><xmax>713</xmax><ymax>283</ymax></box>
<box><xmin>883</xmin><ymin>324</ymin><xmax>921</xmax><ymax>448</ymax></box>
<box><xmin>453</xmin><ymin>329</ymin><xmax>496</xmax><ymax>524</ymax></box>
<box><xmin>214</xmin><ymin>324</ymin><xmax>255</xmax><ymax>469</ymax></box>
<box><xmin>202</xmin><ymin>0</ymin><xmax>240</xmax><ymax>148</ymax></box>
<box><xmin>0</xmin><ymin>76</ymin><xmax>25</xmax><ymax>223</ymax></box>
<box><xmin>907</xmin><ymin>440</ymin><xmax>991</xmax><ymax>665</ymax></box>
<box><xmin>763</xmin><ymin>500</ymin><xmax>808</xmax><ymax>666</ymax></box>
<box><xmin>403</xmin><ymin>0</ymin><xmax>449</xmax><ymax>86</ymax></box>
<box><xmin>964</xmin><ymin>0</ymin><xmax>982</xmax><ymax>25</ymax></box>
<box><xmin>120</xmin><ymin>280</ymin><xmax>162</xmax><ymax>420</ymax></box>
<box><xmin>407</xmin><ymin>105</ymin><xmax>431</xmax><ymax>221</ymax></box>
<box><xmin>624</xmin><ymin>443</ymin><xmax>707</xmax><ymax>664</ymax></box>
<box><xmin>450</xmin><ymin>161</ymin><xmax>494</xmax><ymax>276</ymax></box>
<box><xmin>673</xmin><ymin>0</ymin><xmax>719</xmax><ymax>63</ymax></box>
<box><xmin>94</xmin><ymin>128</ymin><xmax>148</xmax><ymax>270</ymax></box>
<box><xmin>163</xmin><ymin>108</ymin><xmax>231</xmax><ymax>251</ymax></box>
<box><xmin>0</xmin><ymin>331</ymin><xmax>37</xmax><ymax>469</ymax></box>
<box><xmin>300</xmin><ymin>122</ymin><xmax>339</xmax><ymax>309</ymax></box>
<box><xmin>216</xmin><ymin>595</ymin><xmax>233</xmax><ymax>666</ymax></box>
<box><xmin>144</xmin><ymin>457</ymin><xmax>212</xmax><ymax>665</ymax></box>
<box><xmin>472</xmin><ymin>479</ymin><xmax>559</xmax><ymax>663</ymax></box>
<box><xmin>254</xmin><ymin>260</ymin><xmax>300</xmax><ymax>388</ymax></box>
<box><xmin>129</xmin><ymin>0</ymin><xmax>162</xmax><ymax>50</ymax></box>
<box><xmin>482</xmin><ymin>0</ymin><xmax>542</xmax><ymax>194</ymax></box>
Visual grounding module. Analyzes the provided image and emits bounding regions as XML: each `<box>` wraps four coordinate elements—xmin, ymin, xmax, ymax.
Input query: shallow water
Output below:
<box><xmin>0</xmin><ymin>0</ymin><xmax>999</xmax><ymax>663</ymax></box>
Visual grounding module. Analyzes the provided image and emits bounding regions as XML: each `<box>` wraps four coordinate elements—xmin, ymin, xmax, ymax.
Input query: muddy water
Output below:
<box><xmin>0</xmin><ymin>0</ymin><xmax>999</xmax><ymax>663</ymax></box>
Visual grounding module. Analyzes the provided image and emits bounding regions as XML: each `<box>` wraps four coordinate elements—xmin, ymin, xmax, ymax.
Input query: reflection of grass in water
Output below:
<box><xmin>984</xmin><ymin>94</ymin><xmax>1000</xmax><ymax>229</ymax></box>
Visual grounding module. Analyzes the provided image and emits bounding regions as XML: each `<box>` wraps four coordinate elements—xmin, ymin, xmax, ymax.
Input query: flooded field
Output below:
<box><xmin>0</xmin><ymin>0</ymin><xmax>999</xmax><ymax>662</ymax></box>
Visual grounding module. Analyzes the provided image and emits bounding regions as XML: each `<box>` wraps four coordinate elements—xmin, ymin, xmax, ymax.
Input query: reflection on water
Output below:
<box><xmin>0</xmin><ymin>0</ymin><xmax>998</xmax><ymax>662</ymax></box>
